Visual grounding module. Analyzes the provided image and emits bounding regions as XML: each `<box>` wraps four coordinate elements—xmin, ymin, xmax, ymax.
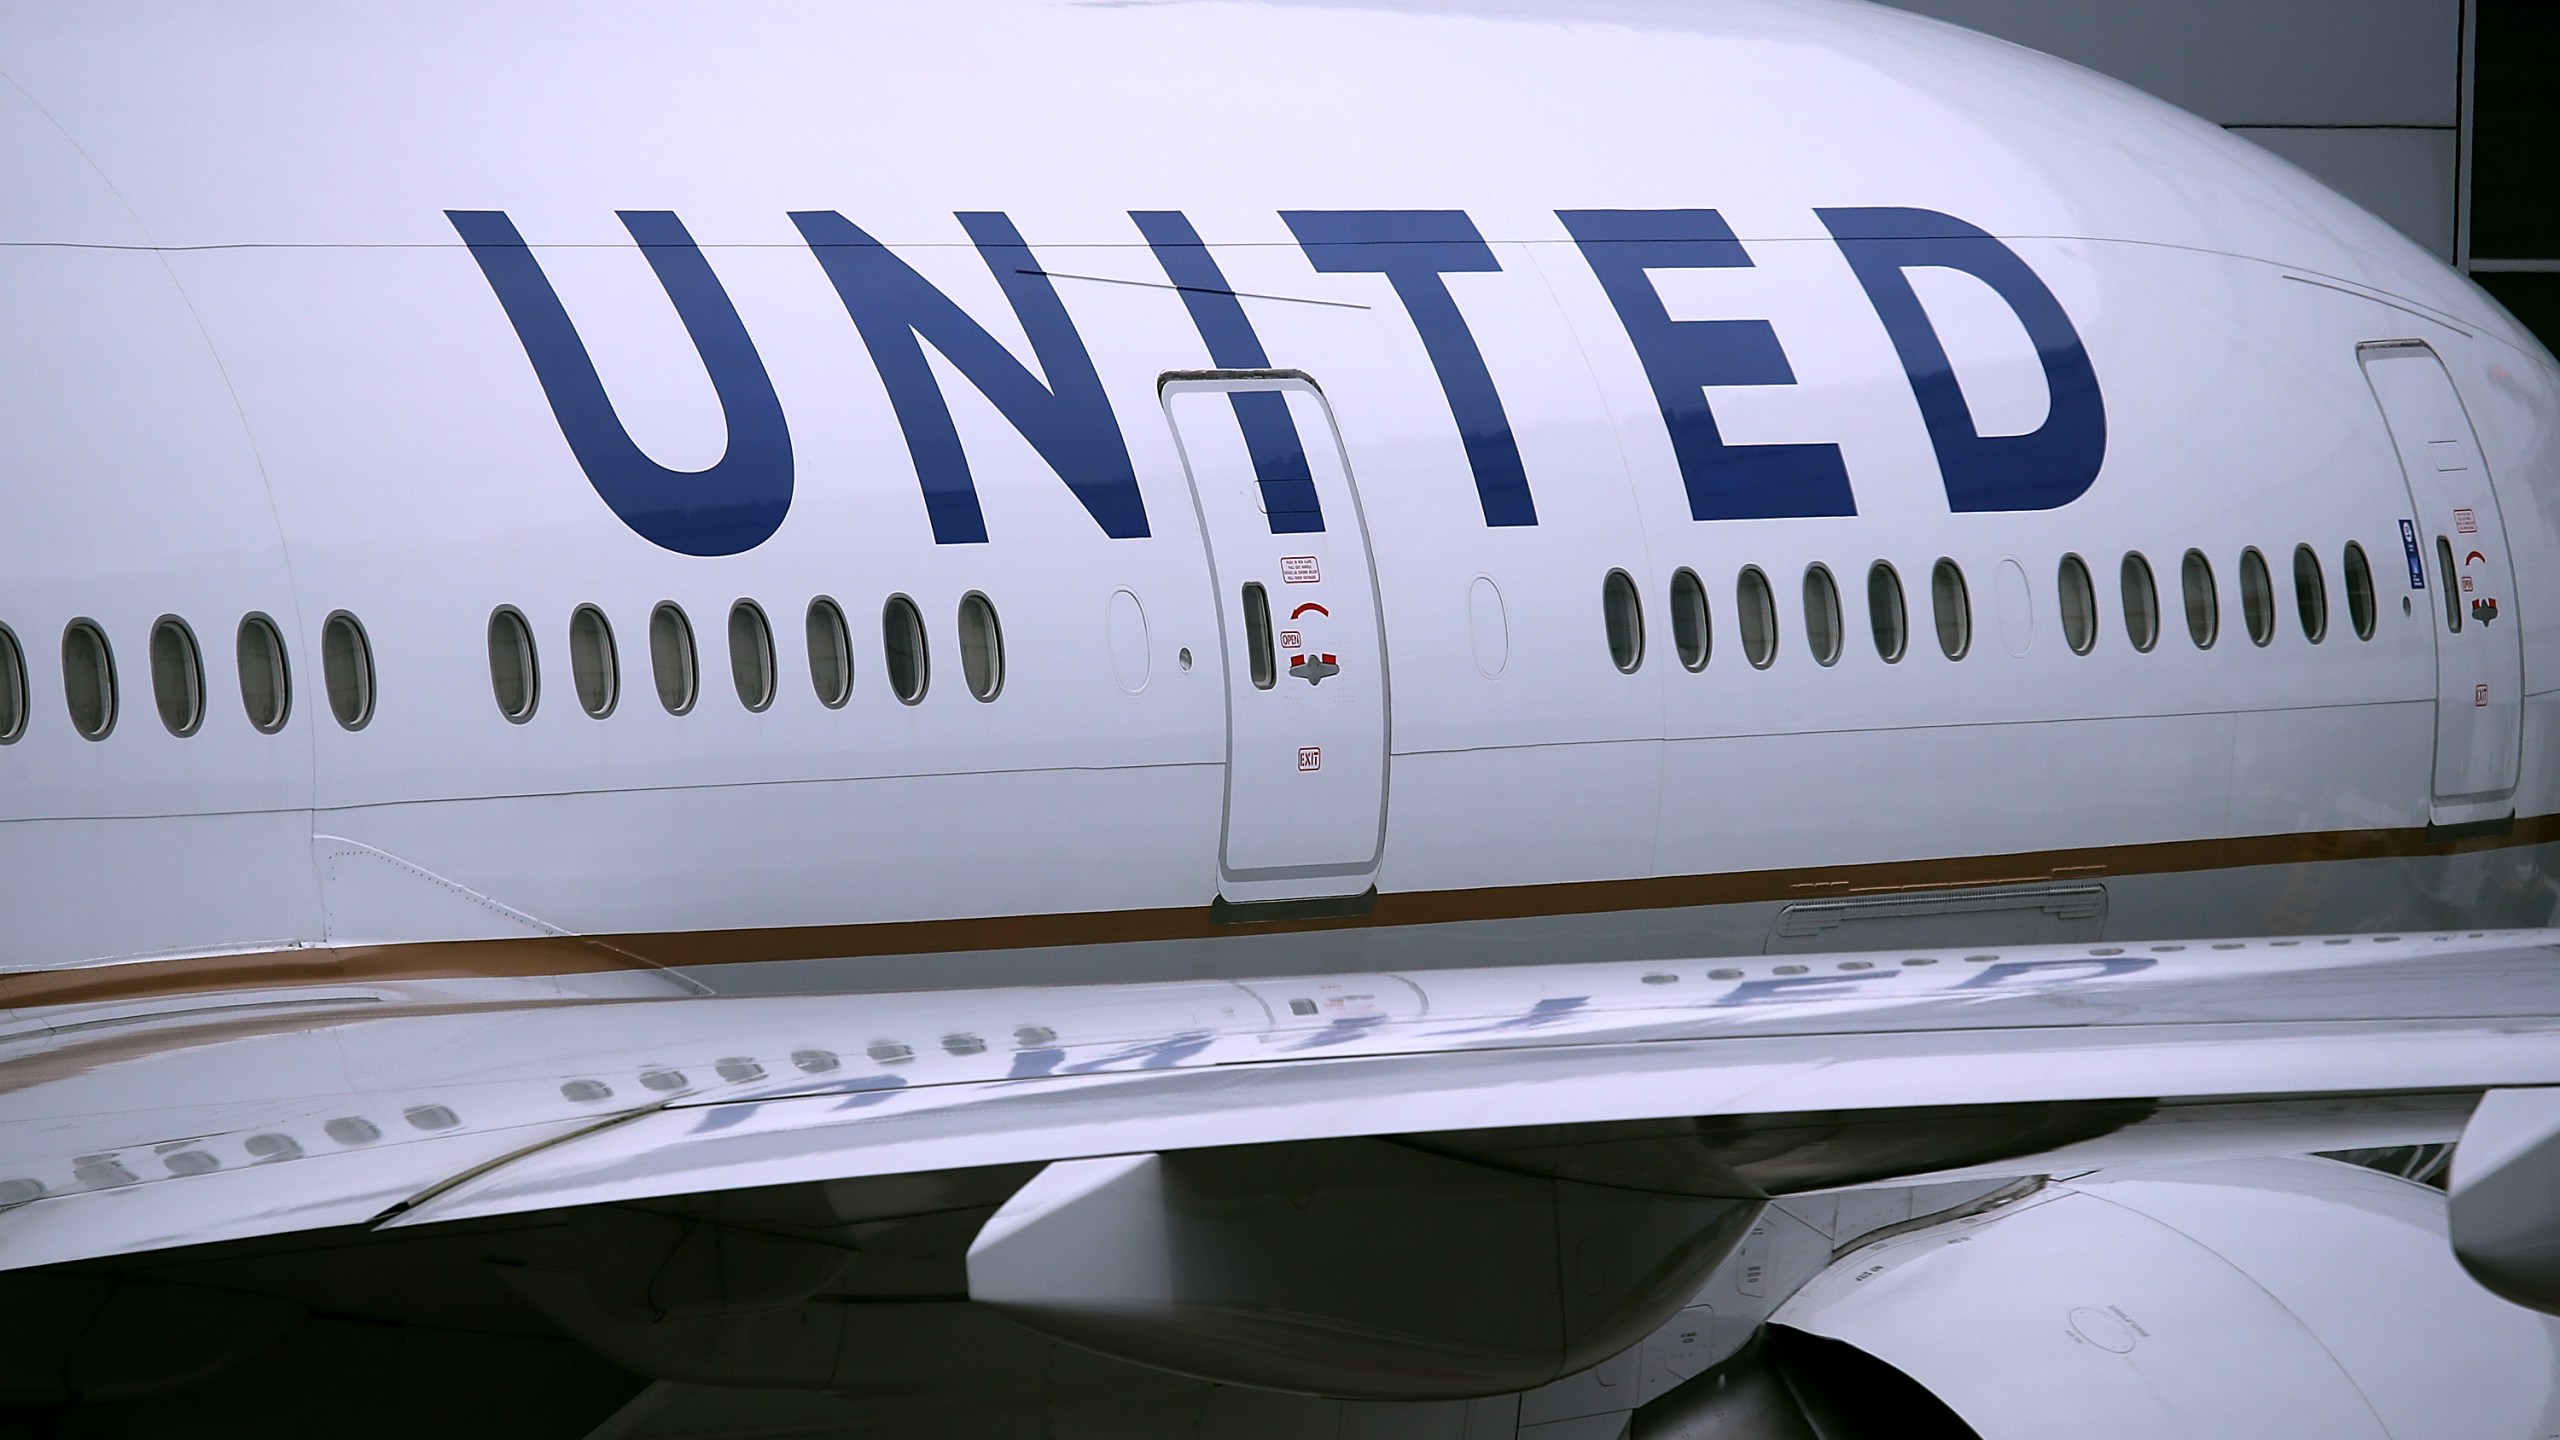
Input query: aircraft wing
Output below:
<box><xmin>7</xmin><ymin>927</ymin><xmax>2559</xmax><ymax>1274</ymax></box>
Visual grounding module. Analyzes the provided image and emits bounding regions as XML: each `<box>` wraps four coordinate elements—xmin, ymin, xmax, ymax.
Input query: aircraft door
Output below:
<box><xmin>2359</xmin><ymin>342</ymin><xmax>2523</xmax><ymax>824</ymax></box>
<box><xmin>1161</xmin><ymin>371</ymin><xmax>1387</xmax><ymax>908</ymax></box>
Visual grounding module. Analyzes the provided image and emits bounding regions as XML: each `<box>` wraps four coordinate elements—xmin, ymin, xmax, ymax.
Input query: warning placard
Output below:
<box><xmin>1281</xmin><ymin>556</ymin><xmax>1320</xmax><ymax>584</ymax></box>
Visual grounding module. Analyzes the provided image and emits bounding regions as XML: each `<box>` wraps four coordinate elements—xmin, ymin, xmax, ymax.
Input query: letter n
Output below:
<box><xmin>792</xmin><ymin>211</ymin><xmax>1148</xmax><ymax>544</ymax></box>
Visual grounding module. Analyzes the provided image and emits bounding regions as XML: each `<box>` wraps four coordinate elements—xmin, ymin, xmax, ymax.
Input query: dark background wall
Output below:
<box><xmin>1876</xmin><ymin>0</ymin><xmax>2560</xmax><ymax>352</ymax></box>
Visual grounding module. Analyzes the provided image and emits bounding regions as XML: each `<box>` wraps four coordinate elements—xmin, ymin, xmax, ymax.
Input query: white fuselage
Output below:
<box><xmin>1</xmin><ymin>0</ymin><xmax>2556</xmax><ymax>1004</ymax></box>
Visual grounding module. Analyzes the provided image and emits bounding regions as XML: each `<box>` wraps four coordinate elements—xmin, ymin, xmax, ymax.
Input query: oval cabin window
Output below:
<box><xmin>1930</xmin><ymin>559</ymin><xmax>1971</xmax><ymax>660</ymax></box>
<box><xmin>959</xmin><ymin>592</ymin><xmax>1005</xmax><ymax>701</ymax></box>
<box><xmin>650</xmin><ymin>603</ymin><xmax>697</xmax><ymax>715</ymax></box>
<box><xmin>729</xmin><ymin>600</ymin><xmax>776</xmax><ymax>712</ymax></box>
<box><xmin>2292</xmin><ymin>544</ymin><xmax>2328</xmax><ymax>644</ymax></box>
<box><xmin>0</xmin><ymin>624</ymin><xmax>26</xmax><ymax>743</ymax></box>
<box><xmin>883</xmin><ymin>595</ymin><xmax>929</xmax><ymax>705</ymax></box>
<box><xmin>1670</xmin><ymin>568</ymin><xmax>1711</xmax><ymax>672</ymax></box>
<box><xmin>236</xmin><ymin>614</ymin><xmax>291</xmax><ymax>733</ymax></box>
<box><xmin>569</xmin><ymin>605</ymin><xmax>617</xmax><ymax>718</ymax></box>
<box><xmin>1737</xmin><ymin>566</ymin><xmax>1779</xmax><ymax>670</ymax></box>
<box><xmin>1243</xmin><ymin>582</ymin><xmax>1276</xmax><ymax>691</ymax></box>
<box><xmin>1803</xmin><ymin>565</ymin><xmax>1843</xmax><ymax>667</ymax></box>
<box><xmin>62</xmin><ymin>619</ymin><xmax>117</xmax><ymax>740</ymax></box>
<box><xmin>2238</xmin><ymin>547</ymin><xmax>2276</xmax><ymax>647</ymax></box>
<box><xmin>806</xmin><ymin>597</ymin><xmax>853</xmax><ymax>708</ymax></box>
<box><xmin>2434</xmin><ymin>535</ymin><xmax>2463</xmax><ymax>634</ymax></box>
<box><xmin>321</xmin><ymin>611</ymin><xmax>374</xmax><ymax>730</ymax></box>
<box><xmin>2181</xmin><ymin>549</ymin><xmax>2219</xmax><ymax>649</ymax></box>
<box><xmin>1602</xmin><ymin>569</ymin><xmax>1644</xmax><ymax>673</ymax></box>
<box><xmin>2343</xmin><ymin>542</ymin><xmax>2377</xmax><ymax>641</ymax></box>
<box><xmin>149</xmin><ymin>615</ymin><xmax>204</xmax><ymax>737</ymax></box>
<box><xmin>2057</xmin><ymin>554</ymin><xmax>2098</xmax><ymax>656</ymax></box>
<box><xmin>1867</xmin><ymin>562</ymin><xmax>1906</xmax><ymax>663</ymax></box>
<box><xmin>487</xmin><ymin>607</ymin><xmax>539</xmax><ymax>723</ymax></box>
<box><xmin>2120</xmin><ymin>553</ymin><xmax>2160</xmax><ymax>653</ymax></box>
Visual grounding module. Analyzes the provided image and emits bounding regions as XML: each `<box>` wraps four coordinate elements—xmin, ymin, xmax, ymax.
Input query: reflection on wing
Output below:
<box><xmin>2</xmin><ymin>929</ymin><xmax>2556</xmax><ymax>1272</ymax></box>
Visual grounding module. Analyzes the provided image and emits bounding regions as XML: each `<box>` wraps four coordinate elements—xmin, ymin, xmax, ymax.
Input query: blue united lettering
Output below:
<box><xmin>452</xmin><ymin>206</ymin><xmax>2106</xmax><ymax>555</ymax></box>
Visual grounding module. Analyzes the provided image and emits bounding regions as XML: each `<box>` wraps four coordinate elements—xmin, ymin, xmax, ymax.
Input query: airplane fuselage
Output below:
<box><xmin>1</xmin><ymin>0</ymin><xmax>2555</xmax><ymax>1012</ymax></box>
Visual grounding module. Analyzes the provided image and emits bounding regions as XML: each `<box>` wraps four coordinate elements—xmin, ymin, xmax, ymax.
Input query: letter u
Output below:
<box><xmin>448</xmin><ymin>210</ymin><xmax>795</xmax><ymax>556</ymax></box>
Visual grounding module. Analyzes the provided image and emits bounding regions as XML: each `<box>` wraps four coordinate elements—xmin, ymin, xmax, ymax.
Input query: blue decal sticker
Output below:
<box><xmin>1132</xmin><ymin>211</ymin><xmax>1324</xmax><ymax>534</ymax></box>
<box><xmin>1818</xmin><ymin>207</ymin><xmax>2107</xmax><ymax>512</ymax></box>
<box><xmin>1560</xmin><ymin>209</ymin><xmax>1855</xmax><ymax>521</ymax></box>
<box><xmin>2400</xmin><ymin>519</ymin><xmax>2427</xmax><ymax>589</ymax></box>
<box><xmin>792</xmin><ymin>211</ymin><xmax>1149</xmax><ymax>544</ymax></box>
<box><xmin>448</xmin><ymin>210</ymin><xmax>795</xmax><ymax>557</ymax></box>
<box><xmin>1282</xmin><ymin>210</ymin><xmax>1537</xmax><ymax>527</ymax></box>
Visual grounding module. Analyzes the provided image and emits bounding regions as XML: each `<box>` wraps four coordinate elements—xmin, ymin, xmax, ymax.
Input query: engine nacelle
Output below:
<box><xmin>968</xmin><ymin>1139</ymin><xmax>1762</xmax><ymax>1399</ymax></box>
<box><xmin>1758</xmin><ymin>1158</ymin><xmax>2560</xmax><ymax>1439</ymax></box>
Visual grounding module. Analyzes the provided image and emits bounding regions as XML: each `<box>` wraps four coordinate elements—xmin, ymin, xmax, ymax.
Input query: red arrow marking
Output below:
<box><xmin>1289</xmin><ymin>602</ymin><xmax>1330</xmax><ymax>620</ymax></box>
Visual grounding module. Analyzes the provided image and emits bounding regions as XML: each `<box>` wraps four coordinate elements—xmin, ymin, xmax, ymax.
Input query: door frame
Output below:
<box><xmin>2357</xmin><ymin>339</ymin><xmax>2524</xmax><ymax>827</ymax></box>
<box><xmin>1157</xmin><ymin>368</ymin><xmax>1394</xmax><ymax>903</ymax></box>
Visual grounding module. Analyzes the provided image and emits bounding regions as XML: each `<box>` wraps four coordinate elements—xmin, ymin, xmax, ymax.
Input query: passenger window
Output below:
<box><xmin>2238</xmin><ymin>547</ymin><xmax>2276</xmax><ymax>647</ymax></box>
<box><xmin>959</xmin><ymin>592</ymin><xmax>1005</xmax><ymax>701</ymax></box>
<box><xmin>2120</xmin><ymin>553</ymin><xmax>2160</xmax><ymax>653</ymax></box>
<box><xmin>1930</xmin><ymin>559</ymin><xmax>1970</xmax><ymax>660</ymax></box>
<box><xmin>883</xmin><ymin>595</ymin><xmax>929</xmax><ymax>704</ymax></box>
<box><xmin>63</xmin><ymin>619</ymin><xmax>117</xmax><ymax>740</ymax></box>
<box><xmin>236</xmin><ymin>614</ymin><xmax>290</xmax><ymax>733</ymax></box>
<box><xmin>321</xmin><ymin>611</ymin><xmax>374</xmax><ymax>730</ymax></box>
<box><xmin>1669</xmin><ymin>568</ymin><xmax>1711</xmax><ymax>672</ymax></box>
<box><xmin>1736</xmin><ymin>566</ymin><xmax>1778</xmax><ymax>669</ymax></box>
<box><xmin>650</xmin><ymin>602</ymin><xmax>697</xmax><ymax>715</ymax></box>
<box><xmin>0</xmin><ymin>624</ymin><xmax>25</xmax><ymax>743</ymax></box>
<box><xmin>2292</xmin><ymin>545</ymin><xmax>2329</xmax><ymax>644</ymax></box>
<box><xmin>2343</xmin><ymin>542</ymin><xmax>2377</xmax><ymax>640</ymax></box>
<box><xmin>729</xmin><ymin>600</ymin><xmax>776</xmax><ymax>711</ymax></box>
<box><xmin>2181</xmin><ymin>550</ymin><xmax>2218</xmax><ymax>649</ymax></box>
<box><xmin>487</xmin><ymin>607</ymin><xmax>539</xmax><ymax>723</ymax></box>
<box><xmin>805</xmin><ymin>597</ymin><xmax>853</xmax><ymax>708</ymax></box>
<box><xmin>149</xmin><ymin>616</ymin><xmax>204</xmax><ymax>737</ymax></box>
<box><xmin>2434</xmin><ymin>535</ymin><xmax>2463</xmax><ymax>633</ymax></box>
<box><xmin>1867</xmin><ymin>562</ymin><xmax>1906</xmax><ymax>663</ymax></box>
<box><xmin>569</xmin><ymin>605</ymin><xmax>618</xmax><ymax>718</ymax></box>
<box><xmin>2057</xmin><ymin>554</ymin><xmax>2098</xmax><ymax>655</ymax></box>
<box><xmin>1602</xmin><ymin>569</ymin><xmax>1644</xmax><ymax>673</ymax></box>
<box><xmin>1243</xmin><ymin>582</ymin><xmax>1276</xmax><ymax>690</ymax></box>
<box><xmin>1803</xmin><ymin>564</ymin><xmax>1842</xmax><ymax>667</ymax></box>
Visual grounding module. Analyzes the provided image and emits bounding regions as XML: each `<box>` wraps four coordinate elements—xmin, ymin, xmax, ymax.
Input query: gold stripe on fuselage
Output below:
<box><xmin>6</xmin><ymin>816</ymin><xmax>2554</xmax><ymax>1013</ymax></box>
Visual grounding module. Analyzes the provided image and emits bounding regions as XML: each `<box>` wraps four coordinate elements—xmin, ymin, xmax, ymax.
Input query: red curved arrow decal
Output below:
<box><xmin>2467</xmin><ymin>550</ymin><xmax>2488</xmax><ymax>567</ymax></box>
<box><xmin>1289</xmin><ymin>602</ymin><xmax>1330</xmax><ymax>620</ymax></box>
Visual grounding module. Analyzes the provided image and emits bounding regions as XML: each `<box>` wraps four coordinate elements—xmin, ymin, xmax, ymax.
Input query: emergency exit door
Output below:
<box><xmin>1160</xmin><ymin>371</ymin><xmax>1388</xmax><ymax>907</ymax></box>
<box><xmin>2360</xmin><ymin>342</ymin><xmax>2523</xmax><ymax>825</ymax></box>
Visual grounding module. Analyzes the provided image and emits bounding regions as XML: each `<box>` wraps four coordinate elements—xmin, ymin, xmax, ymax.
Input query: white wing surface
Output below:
<box><xmin>7</xmin><ymin>929</ymin><xmax>2556</xmax><ymax>1272</ymax></box>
